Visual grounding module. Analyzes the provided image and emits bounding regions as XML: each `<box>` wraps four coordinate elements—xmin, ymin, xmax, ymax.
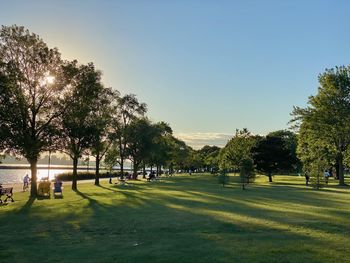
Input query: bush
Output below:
<box><xmin>56</xmin><ymin>171</ymin><xmax>130</xmax><ymax>181</ymax></box>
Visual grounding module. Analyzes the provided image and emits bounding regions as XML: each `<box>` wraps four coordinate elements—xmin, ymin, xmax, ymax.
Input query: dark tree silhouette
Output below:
<box><xmin>0</xmin><ymin>25</ymin><xmax>65</xmax><ymax>196</ymax></box>
<box><xmin>252</xmin><ymin>136</ymin><xmax>292</xmax><ymax>182</ymax></box>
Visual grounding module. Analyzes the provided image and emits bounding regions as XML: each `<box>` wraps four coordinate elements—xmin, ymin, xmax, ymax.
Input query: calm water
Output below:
<box><xmin>0</xmin><ymin>164</ymin><xmax>131</xmax><ymax>184</ymax></box>
<box><xmin>0</xmin><ymin>168</ymin><xmax>70</xmax><ymax>184</ymax></box>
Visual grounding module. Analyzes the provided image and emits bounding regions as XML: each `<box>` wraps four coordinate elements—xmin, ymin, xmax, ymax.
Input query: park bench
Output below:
<box><xmin>0</xmin><ymin>187</ymin><xmax>14</xmax><ymax>203</ymax></box>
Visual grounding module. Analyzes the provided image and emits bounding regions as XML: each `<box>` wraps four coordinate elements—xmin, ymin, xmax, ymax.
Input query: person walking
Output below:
<box><xmin>305</xmin><ymin>173</ymin><xmax>310</xmax><ymax>186</ymax></box>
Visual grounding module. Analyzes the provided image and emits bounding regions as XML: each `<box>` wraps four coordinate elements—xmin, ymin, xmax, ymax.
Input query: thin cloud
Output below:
<box><xmin>174</xmin><ymin>132</ymin><xmax>232</xmax><ymax>149</ymax></box>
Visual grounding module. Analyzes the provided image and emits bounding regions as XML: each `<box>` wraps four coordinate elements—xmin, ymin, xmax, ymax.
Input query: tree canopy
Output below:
<box><xmin>292</xmin><ymin>66</ymin><xmax>350</xmax><ymax>185</ymax></box>
<box><xmin>252</xmin><ymin>135</ymin><xmax>293</xmax><ymax>182</ymax></box>
<box><xmin>220</xmin><ymin>128</ymin><xmax>259</xmax><ymax>171</ymax></box>
<box><xmin>0</xmin><ymin>25</ymin><xmax>65</xmax><ymax>196</ymax></box>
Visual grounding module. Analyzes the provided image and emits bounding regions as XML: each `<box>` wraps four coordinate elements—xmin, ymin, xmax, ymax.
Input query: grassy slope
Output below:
<box><xmin>1</xmin><ymin>174</ymin><xmax>350</xmax><ymax>263</ymax></box>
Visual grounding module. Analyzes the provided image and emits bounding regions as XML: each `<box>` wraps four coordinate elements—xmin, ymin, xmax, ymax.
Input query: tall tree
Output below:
<box><xmin>125</xmin><ymin>118</ymin><xmax>153</xmax><ymax>179</ymax></box>
<box><xmin>292</xmin><ymin>66</ymin><xmax>350</xmax><ymax>186</ymax></box>
<box><xmin>60</xmin><ymin>60</ymin><xmax>105</xmax><ymax>190</ymax></box>
<box><xmin>296</xmin><ymin>120</ymin><xmax>335</xmax><ymax>177</ymax></box>
<box><xmin>146</xmin><ymin>122</ymin><xmax>173</xmax><ymax>176</ymax></box>
<box><xmin>198</xmin><ymin>145</ymin><xmax>221</xmax><ymax>172</ymax></box>
<box><xmin>220</xmin><ymin>128</ymin><xmax>259</xmax><ymax>172</ymax></box>
<box><xmin>0</xmin><ymin>25</ymin><xmax>64</xmax><ymax>196</ymax></box>
<box><xmin>167</xmin><ymin>137</ymin><xmax>190</xmax><ymax>173</ymax></box>
<box><xmin>90</xmin><ymin>88</ymin><xmax>119</xmax><ymax>186</ymax></box>
<box><xmin>268</xmin><ymin>130</ymin><xmax>300</xmax><ymax>173</ymax></box>
<box><xmin>252</xmin><ymin>136</ymin><xmax>292</xmax><ymax>182</ymax></box>
<box><xmin>113</xmin><ymin>94</ymin><xmax>147</xmax><ymax>177</ymax></box>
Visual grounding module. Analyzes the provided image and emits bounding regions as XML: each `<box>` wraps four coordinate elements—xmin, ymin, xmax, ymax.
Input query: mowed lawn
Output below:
<box><xmin>1</xmin><ymin>174</ymin><xmax>350</xmax><ymax>263</ymax></box>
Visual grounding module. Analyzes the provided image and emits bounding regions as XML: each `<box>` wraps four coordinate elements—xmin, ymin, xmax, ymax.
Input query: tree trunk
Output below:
<box><xmin>120</xmin><ymin>156</ymin><xmax>124</xmax><ymax>179</ymax></box>
<box><xmin>30</xmin><ymin>159</ymin><xmax>38</xmax><ymax>197</ymax></box>
<box><xmin>72</xmin><ymin>157</ymin><xmax>78</xmax><ymax>190</ymax></box>
<box><xmin>95</xmin><ymin>153</ymin><xmax>100</xmax><ymax>186</ymax></box>
<box><xmin>150</xmin><ymin>165</ymin><xmax>153</xmax><ymax>173</ymax></box>
<box><xmin>338</xmin><ymin>153</ymin><xmax>345</xmax><ymax>186</ymax></box>
<box><xmin>335</xmin><ymin>161</ymin><xmax>340</xmax><ymax>180</ymax></box>
<box><xmin>142</xmin><ymin>163</ymin><xmax>146</xmax><ymax>179</ymax></box>
<box><xmin>268</xmin><ymin>173</ymin><xmax>273</xmax><ymax>182</ymax></box>
<box><xmin>133</xmin><ymin>161</ymin><xmax>138</xmax><ymax>180</ymax></box>
<box><xmin>170</xmin><ymin>163</ymin><xmax>173</xmax><ymax>175</ymax></box>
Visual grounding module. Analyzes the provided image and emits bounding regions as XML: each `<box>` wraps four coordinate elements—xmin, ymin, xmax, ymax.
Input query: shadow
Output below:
<box><xmin>73</xmin><ymin>189</ymin><xmax>99</xmax><ymax>206</ymax></box>
<box><xmin>96</xmin><ymin>184</ymin><xmax>118</xmax><ymax>193</ymax></box>
<box><xmin>24</xmin><ymin>197</ymin><xmax>35</xmax><ymax>208</ymax></box>
<box><xmin>15</xmin><ymin>196</ymin><xmax>35</xmax><ymax>214</ymax></box>
<box><xmin>1</xmin><ymin>174</ymin><xmax>350</xmax><ymax>262</ymax></box>
<box><xmin>36</xmin><ymin>195</ymin><xmax>51</xmax><ymax>200</ymax></box>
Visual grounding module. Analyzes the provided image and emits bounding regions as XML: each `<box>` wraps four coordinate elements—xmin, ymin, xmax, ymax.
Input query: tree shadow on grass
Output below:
<box><xmin>73</xmin><ymin>189</ymin><xmax>101</xmax><ymax>208</ymax></box>
<box><xmin>1</xmin><ymin>175</ymin><xmax>350</xmax><ymax>262</ymax></box>
<box><xmin>96</xmin><ymin>184</ymin><xmax>119</xmax><ymax>193</ymax></box>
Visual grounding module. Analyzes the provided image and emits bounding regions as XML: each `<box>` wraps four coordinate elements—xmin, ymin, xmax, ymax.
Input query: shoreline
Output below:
<box><xmin>3</xmin><ymin>178</ymin><xmax>111</xmax><ymax>193</ymax></box>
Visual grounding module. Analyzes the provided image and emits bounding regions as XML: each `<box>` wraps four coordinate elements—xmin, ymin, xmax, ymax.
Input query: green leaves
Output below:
<box><xmin>220</xmin><ymin>128</ymin><xmax>259</xmax><ymax>170</ymax></box>
<box><xmin>292</xmin><ymin>66</ymin><xmax>350</xmax><ymax>185</ymax></box>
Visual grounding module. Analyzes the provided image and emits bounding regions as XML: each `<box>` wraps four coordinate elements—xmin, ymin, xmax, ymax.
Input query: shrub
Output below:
<box><xmin>55</xmin><ymin>171</ymin><xmax>130</xmax><ymax>181</ymax></box>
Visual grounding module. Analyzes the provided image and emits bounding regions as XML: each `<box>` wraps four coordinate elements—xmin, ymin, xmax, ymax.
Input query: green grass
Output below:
<box><xmin>1</xmin><ymin>174</ymin><xmax>350</xmax><ymax>263</ymax></box>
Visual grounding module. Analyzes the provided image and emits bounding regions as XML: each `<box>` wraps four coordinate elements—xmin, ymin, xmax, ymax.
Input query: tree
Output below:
<box><xmin>167</xmin><ymin>136</ymin><xmax>190</xmax><ymax>173</ymax></box>
<box><xmin>198</xmin><ymin>145</ymin><xmax>221</xmax><ymax>172</ymax></box>
<box><xmin>0</xmin><ymin>25</ymin><xmax>64</xmax><ymax>197</ymax></box>
<box><xmin>113</xmin><ymin>94</ymin><xmax>147</xmax><ymax>177</ymax></box>
<box><xmin>309</xmin><ymin>157</ymin><xmax>327</xmax><ymax>190</ymax></box>
<box><xmin>252</xmin><ymin>136</ymin><xmax>292</xmax><ymax>182</ymax></box>
<box><xmin>296</xmin><ymin>120</ymin><xmax>335</xmax><ymax>179</ymax></box>
<box><xmin>146</xmin><ymin>121</ymin><xmax>173</xmax><ymax>176</ymax></box>
<box><xmin>124</xmin><ymin>118</ymin><xmax>153</xmax><ymax>179</ymax></box>
<box><xmin>267</xmin><ymin>130</ymin><xmax>300</xmax><ymax>173</ymax></box>
<box><xmin>239</xmin><ymin>158</ymin><xmax>255</xmax><ymax>190</ymax></box>
<box><xmin>220</xmin><ymin>128</ymin><xmax>259</xmax><ymax>172</ymax></box>
<box><xmin>60</xmin><ymin>60</ymin><xmax>105</xmax><ymax>190</ymax></box>
<box><xmin>90</xmin><ymin>88</ymin><xmax>119</xmax><ymax>185</ymax></box>
<box><xmin>104</xmin><ymin>144</ymin><xmax>120</xmax><ymax>173</ymax></box>
<box><xmin>292</xmin><ymin>66</ymin><xmax>350</xmax><ymax>186</ymax></box>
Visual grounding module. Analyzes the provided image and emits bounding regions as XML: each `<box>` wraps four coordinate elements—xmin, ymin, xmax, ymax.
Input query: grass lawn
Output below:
<box><xmin>1</xmin><ymin>174</ymin><xmax>350</xmax><ymax>263</ymax></box>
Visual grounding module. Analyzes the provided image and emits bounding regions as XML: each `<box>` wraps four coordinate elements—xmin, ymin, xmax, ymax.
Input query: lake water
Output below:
<box><xmin>0</xmin><ymin>168</ymin><xmax>70</xmax><ymax>184</ymax></box>
<box><xmin>0</xmin><ymin>164</ymin><xmax>135</xmax><ymax>184</ymax></box>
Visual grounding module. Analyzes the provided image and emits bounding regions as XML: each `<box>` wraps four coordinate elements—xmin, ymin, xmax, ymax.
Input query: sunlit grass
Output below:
<box><xmin>1</xmin><ymin>173</ymin><xmax>350</xmax><ymax>262</ymax></box>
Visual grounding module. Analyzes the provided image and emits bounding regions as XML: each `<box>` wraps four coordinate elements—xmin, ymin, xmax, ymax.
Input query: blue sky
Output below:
<box><xmin>2</xmin><ymin>0</ymin><xmax>350</xmax><ymax>148</ymax></box>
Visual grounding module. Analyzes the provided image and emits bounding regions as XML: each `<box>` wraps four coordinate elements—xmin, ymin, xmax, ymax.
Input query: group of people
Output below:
<box><xmin>304</xmin><ymin>168</ymin><xmax>336</xmax><ymax>186</ymax></box>
<box><xmin>22</xmin><ymin>174</ymin><xmax>63</xmax><ymax>194</ymax></box>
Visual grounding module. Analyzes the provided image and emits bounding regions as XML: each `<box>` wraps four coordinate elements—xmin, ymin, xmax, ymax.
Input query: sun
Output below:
<box><xmin>45</xmin><ymin>75</ymin><xmax>55</xmax><ymax>85</ymax></box>
<box><xmin>40</xmin><ymin>75</ymin><xmax>55</xmax><ymax>86</ymax></box>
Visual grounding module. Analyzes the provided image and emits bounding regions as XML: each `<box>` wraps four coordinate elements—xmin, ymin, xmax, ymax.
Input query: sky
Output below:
<box><xmin>2</xmin><ymin>0</ymin><xmax>350</xmax><ymax>148</ymax></box>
